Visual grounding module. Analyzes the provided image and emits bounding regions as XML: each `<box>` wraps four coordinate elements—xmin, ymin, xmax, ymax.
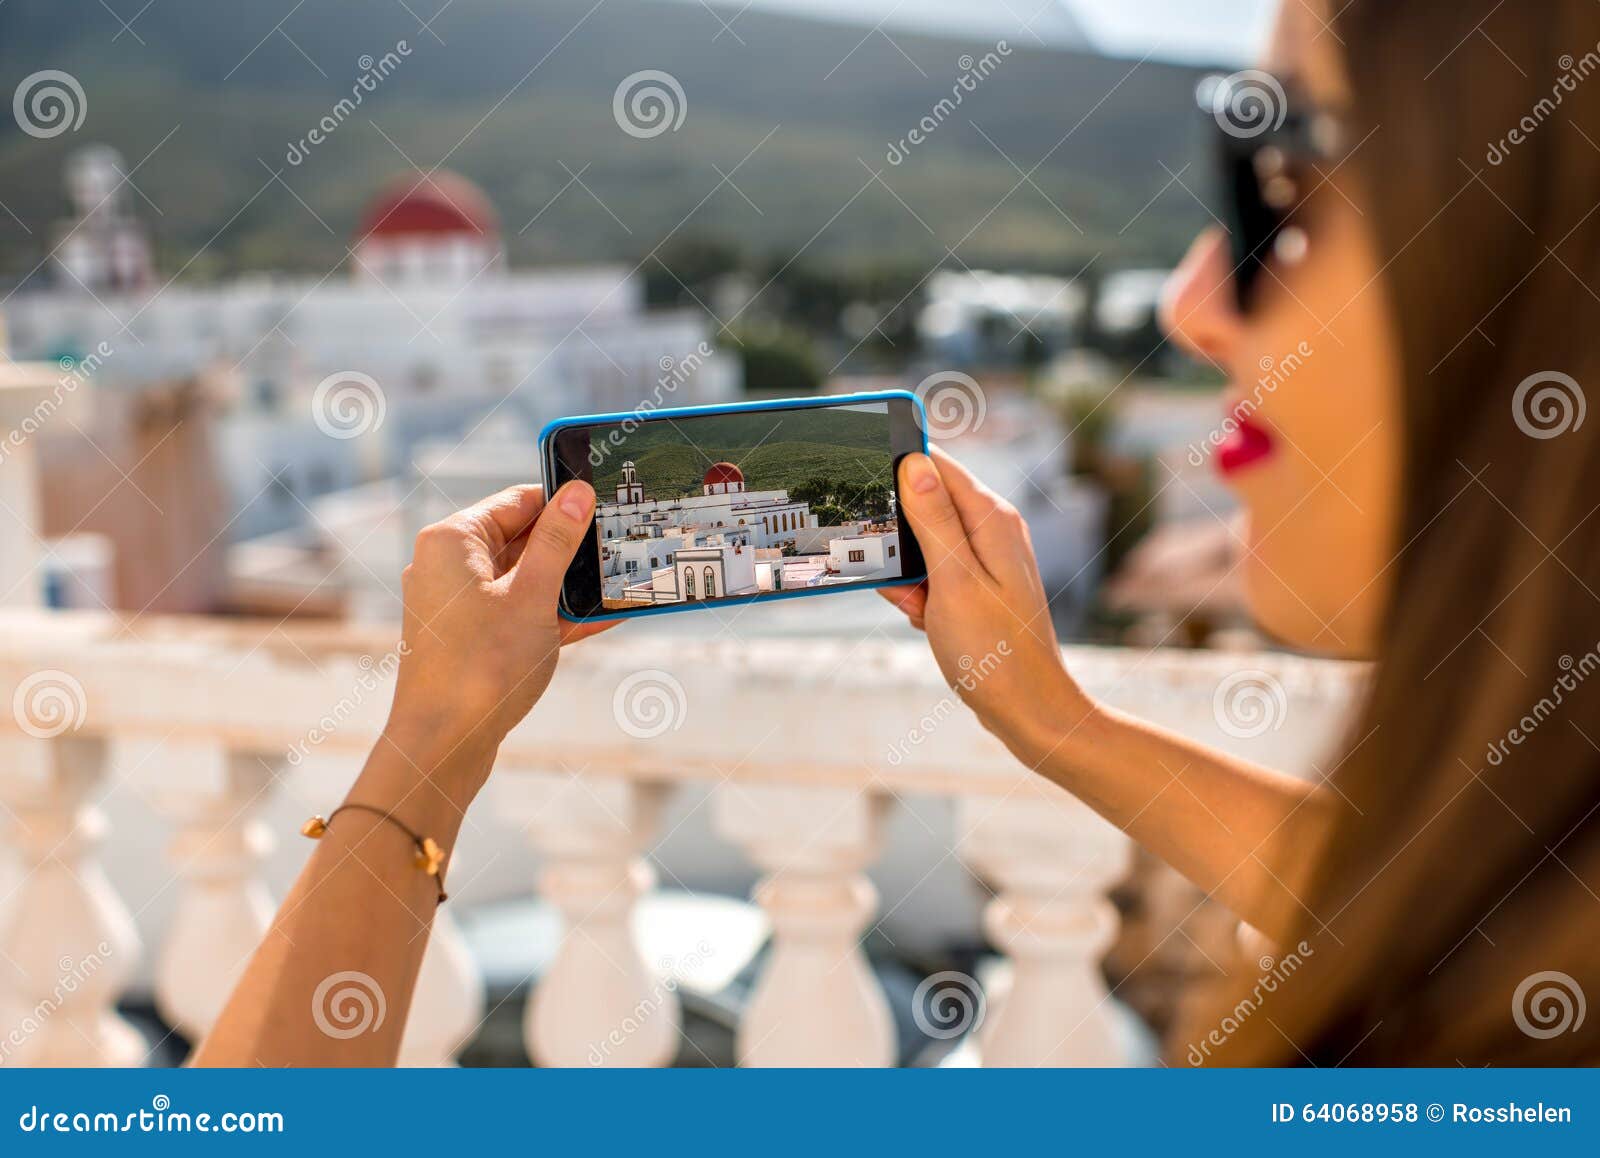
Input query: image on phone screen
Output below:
<box><xmin>547</xmin><ymin>395</ymin><xmax>925</xmax><ymax>618</ymax></box>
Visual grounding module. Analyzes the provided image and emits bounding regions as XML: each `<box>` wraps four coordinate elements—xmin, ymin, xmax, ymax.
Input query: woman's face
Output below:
<box><xmin>1161</xmin><ymin>0</ymin><xmax>1401</xmax><ymax>659</ymax></box>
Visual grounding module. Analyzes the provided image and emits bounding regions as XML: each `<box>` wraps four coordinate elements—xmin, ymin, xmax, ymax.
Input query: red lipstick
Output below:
<box><xmin>1216</xmin><ymin>414</ymin><xmax>1276</xmax><ymax>477</ymax></box>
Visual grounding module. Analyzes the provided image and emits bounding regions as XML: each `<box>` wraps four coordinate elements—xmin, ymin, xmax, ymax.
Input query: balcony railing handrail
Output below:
<box><xmin>0</xmin><ymin>609</ymin><xmax>1366</xmax><ymax>796</ymax></box>
<box><xmin>0</xmin><ymin>607</ymin><xmax>1368</xmax><ymax>1069</ymax></box>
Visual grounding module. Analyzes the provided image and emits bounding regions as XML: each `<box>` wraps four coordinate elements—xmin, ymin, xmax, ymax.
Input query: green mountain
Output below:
<box><xmin>0</xmin><ymin>0</ymin><xmax>1216</xmax><ymax>281</ymax></box>
<box><xmin>591</xmin><ymin>405</ymin><xmax>893</xmax><ymax>503</ymax></box>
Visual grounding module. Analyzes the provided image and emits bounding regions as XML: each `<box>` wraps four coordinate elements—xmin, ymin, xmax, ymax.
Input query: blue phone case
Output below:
<box><xmin>538</xmin><ymin>389</ymin><xmax>930</xmax><ymax>623</ymax></box>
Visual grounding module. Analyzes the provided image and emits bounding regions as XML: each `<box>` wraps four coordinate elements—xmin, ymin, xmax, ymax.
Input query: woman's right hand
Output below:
<box><xmin>880</xmin><ymin>448</ymin><xmax>1094</xmax><ymax>763</ymax></box>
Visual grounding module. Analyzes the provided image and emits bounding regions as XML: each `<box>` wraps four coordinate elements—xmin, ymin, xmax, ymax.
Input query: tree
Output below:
<box><xmin>728</xmin><ymin>324</ymin><xmax>823</xmax><ymax>395</ymax></box>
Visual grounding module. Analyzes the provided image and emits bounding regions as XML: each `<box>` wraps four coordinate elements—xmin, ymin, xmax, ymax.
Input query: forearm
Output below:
<box><xmin>1005</xmin><ymin>697</ymin><xmax>1334</xmax><ymax>940</ymax></box>
<box><xmin>193</xmin><ymin>724</ymin><xmax>493</xmax><ymax>1067</ymax></box>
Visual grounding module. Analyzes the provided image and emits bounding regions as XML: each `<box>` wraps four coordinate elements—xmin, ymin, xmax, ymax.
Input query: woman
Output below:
<box><xmin>200</xmin><ymin>0</ymin><xmax>1598</xmax><ymax>1066</ymax></box>
<box><xmin>877</xmin><ymin>0</ymin><xmax>1597</xmax><ymax>1064</ymax></box>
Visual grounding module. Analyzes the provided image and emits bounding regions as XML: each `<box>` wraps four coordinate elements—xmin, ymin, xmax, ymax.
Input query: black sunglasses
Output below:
<box><xmin>1197</xmin><ymin>72</ymin><xmax>1344</xmax><ymax>311</ymax></box>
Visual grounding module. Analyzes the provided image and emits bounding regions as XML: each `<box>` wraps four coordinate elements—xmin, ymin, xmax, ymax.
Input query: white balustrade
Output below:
<box><xmin>958</xmin><ymin>790</ymin><xmax>1132</xmax><ymax>1066</ymax></box>
<box><xmin>714</xmin><ymin>784</ymin><xmax>895</xmax><ymax>1067</ymax></box>
<box><xmin>498</xmin><ymin>769</ymin><xmax>677</xmax><ymax>1067</ymax></box>
<box><xmin>0</xmin><ymin>610</ymin><xmax>1365</xmax><ymax>1069</ymax></box>
<box><xmin>138</xmin><ymin>739</ymin><xmax>279</xmax><ymax>1052</ymax></box>
<box><xmin>0</xmin><ymin>733</ymin><xmax>143</xmax><ymax>1066</ymax></box>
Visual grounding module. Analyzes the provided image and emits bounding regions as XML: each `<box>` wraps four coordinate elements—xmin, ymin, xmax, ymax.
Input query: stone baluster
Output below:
<box><xmin>713</xmin><ymin>784</ymin><xmax>894</xmax><ymax>1067</ymax></box>
<box><xmin>957</xmin><ymin>791</ymin><xmax>1132</xmax><ymax>1067</ymax></box>
<box><xmin>137</xmin><ymin>741</ymin><xmax>279</xmax><ymax>1052</ymax></box>
<box><xmin>0</xmin><ymin>732</ymin><xmax>142</xmax><ymax>1066</ymax></box>
<box><xmin>497</xmin><ymin>770</ymin><xmax>677</xmax><ymax>1067</ymax></box>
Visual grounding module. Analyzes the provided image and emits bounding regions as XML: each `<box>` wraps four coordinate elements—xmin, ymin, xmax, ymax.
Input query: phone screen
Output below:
<box><xmin>547</xmin><ymin>395</ymin><xmax>926</xmax><ymax>618</ymax></box>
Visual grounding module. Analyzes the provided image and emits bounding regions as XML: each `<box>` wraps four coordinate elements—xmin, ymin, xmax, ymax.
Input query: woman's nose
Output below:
<box><xmin>1160</xmin><ymin>227</ymin><xmax>1244</xmax><ymax>369</ymax></box>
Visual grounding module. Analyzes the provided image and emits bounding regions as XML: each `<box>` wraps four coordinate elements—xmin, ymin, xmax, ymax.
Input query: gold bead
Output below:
<box><xmin>415</xmin><ymin>836</ymin><xmax>445</xmax><ymax>876</ymax></box>
<box><xmin>301</xmin><ymin>816</ymin><xmax>328</xmax><ymax>839</ymax></box>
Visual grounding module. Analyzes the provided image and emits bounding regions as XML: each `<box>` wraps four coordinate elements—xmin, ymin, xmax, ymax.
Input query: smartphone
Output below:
<box><xmin>540</xmin><ymin>390</ymin><xmax>929</xmax><ymax>621</ymax></box>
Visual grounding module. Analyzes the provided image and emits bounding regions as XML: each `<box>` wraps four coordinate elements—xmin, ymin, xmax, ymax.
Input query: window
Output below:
<box><xmin>888</xmin><ymin>545</ymin><xmax>896</xmax><ymax>558</ymax></box>
<box><xmin>704</xmin><ymin>567</ymin><xmax>716</xmax><ymax>598</ymax></box>
<box><xmin>683</xmin><ymin>568</ymin><xmax>696</xmax><ymax>600</ymax></box>
<box><xmin>848</xmin><ymin>550</ymin><xmax>865</xmax><ymax>563</ymax></box>
<box><xmin>625</xmin><ymin>560</ymin><xmax>638</xmax><ymax>573</ymax></box>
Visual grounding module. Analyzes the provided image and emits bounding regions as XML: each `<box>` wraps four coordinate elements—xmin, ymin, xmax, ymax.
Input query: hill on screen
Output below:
<box><xmin>591</xmin><ymin>406</ymin><xmax>894</xmax><ymax>499</ymax></box>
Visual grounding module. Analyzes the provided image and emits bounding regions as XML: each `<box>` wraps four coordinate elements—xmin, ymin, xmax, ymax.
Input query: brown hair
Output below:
<box><xmin>1183</xmin><ymin>0</ymin><xmax>1600</xmax><ymax>1064</ymax></box>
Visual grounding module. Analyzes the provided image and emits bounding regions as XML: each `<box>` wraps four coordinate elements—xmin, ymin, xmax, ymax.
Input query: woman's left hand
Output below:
<box><xmin>385</xmin><ymin>483</ymin><xmax>610</xmax><ymax>783</ymax></box>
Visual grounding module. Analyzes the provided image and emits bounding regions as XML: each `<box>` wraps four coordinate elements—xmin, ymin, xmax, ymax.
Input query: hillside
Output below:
<box><xmin>591</xmin><ymin>406</ymin><xmax>894</xmax><ymax>502</ymax></box>
<box><xmin>0</xmin><ymin>0</ymin><xmax>1216</xmax><ymax>280</ymax></box>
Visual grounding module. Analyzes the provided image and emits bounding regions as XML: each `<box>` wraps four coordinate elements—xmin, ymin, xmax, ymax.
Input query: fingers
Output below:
<box><xmin>465</xmin><ymin>485</ymin><xmax>547</xmax><ymax>553</ymax></box>
<box><xmin>897</xmin><ymin>453</ymin><xmax>981</xmax><ymax>580</ymax></box>
<box><xmin>927</xmin><ymin>446</ymin><xmax>1039</xmax><ymax>590</ymax></box>
<box><xmin>929</xmin><ymin>446</ymin><xmax>1005</xmax><ymax>530</ymax></box>
<box><xmin>877</xmin><ymin>582</ymin><xmax>927</xmax><ymax>623</ymax></box>
<box><xmin>508</xmin><ymin>480</ymin><xmax>596</xmax><ymax>607</ymax></box>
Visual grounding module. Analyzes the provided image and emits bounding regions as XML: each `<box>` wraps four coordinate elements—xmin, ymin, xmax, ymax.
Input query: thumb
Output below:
<box><xmin>511</xmin><ymin>480</ymin><xmax>595</xmax><ymax>607</ymax></box>
<box><xmin>898</xmin><ymin>453</ymin><xmax>977</xmax><ymax>575</ymax></box>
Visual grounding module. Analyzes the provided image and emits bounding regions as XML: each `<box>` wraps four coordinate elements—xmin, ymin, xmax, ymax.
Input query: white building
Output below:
<box><xmin>829</xmin><ymin>533</ymin><xmax>896</xmax><ymax>579</ymax></box>
<box><xmin>793</xmin><ymin>522</ymin><xmax>866</xmax><ymax>555</ymax></box>
<box><xmin>596</xmin><ymin>460</ymin><xmax>905</xmax><ymax>607</ymax></box>
<box><xmin>4</xmin><ymin>152</ymin><xmax>738</xmax><ymax>540</ymax></box>
<box><xmin>595</xmin><ymin>461</ymin><xmax>812</xmax><ymax>551</ymax></box>
<box><xmin>646</xmin><ymin>540</ymin><xmax>758</xmax><ymax>603</ymax></box>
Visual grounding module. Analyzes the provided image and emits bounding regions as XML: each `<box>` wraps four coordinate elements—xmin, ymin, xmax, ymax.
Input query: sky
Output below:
<box><xmin>674</xmin><ymin>0</ymin><xmax>1277</xmax><ymax>65</ymax></box>
<box><xmin>1069</xmin><ymin>0</ymin><xmax>1277</xmax><ymax>62</ymax></box>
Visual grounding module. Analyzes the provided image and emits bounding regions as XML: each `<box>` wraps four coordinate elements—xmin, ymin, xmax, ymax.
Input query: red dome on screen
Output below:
<box><xmin>703</xmin><ymin>462</ymin><xmax>744</xmax><ymax>487</ymax></box>
<box><xmin>355</xmin><ymin>172</ymin><xmax>501</xmax><ymax>241</ymax></box>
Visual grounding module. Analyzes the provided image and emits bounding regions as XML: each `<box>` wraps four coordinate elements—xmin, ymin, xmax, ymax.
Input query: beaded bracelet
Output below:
<box><xmin>301</xmin><ymin>803</ymin><xmax>449</xmax><ymax>904</ymax></box>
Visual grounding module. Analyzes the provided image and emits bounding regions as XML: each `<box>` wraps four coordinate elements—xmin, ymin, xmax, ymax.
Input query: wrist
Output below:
<box><xmin>359</xmin><ymin>715</ymin><xmax>500</xmax><ymax>823</ymax></box>
<box><xmin>989</xmin><ymin>670</ymin><xmax>1099</xmax><ymax>772</ymax></box>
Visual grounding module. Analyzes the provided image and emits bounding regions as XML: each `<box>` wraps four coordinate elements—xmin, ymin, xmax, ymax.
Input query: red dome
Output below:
<box><xmin>355</xmin><ymin>172</ymin><xmax>500</xmax><ymax>241</ymax></box>
<box><xmin>703</xmin><ymin>462</ymin><xmax>744</xmax><ymax>487</ymax></box>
